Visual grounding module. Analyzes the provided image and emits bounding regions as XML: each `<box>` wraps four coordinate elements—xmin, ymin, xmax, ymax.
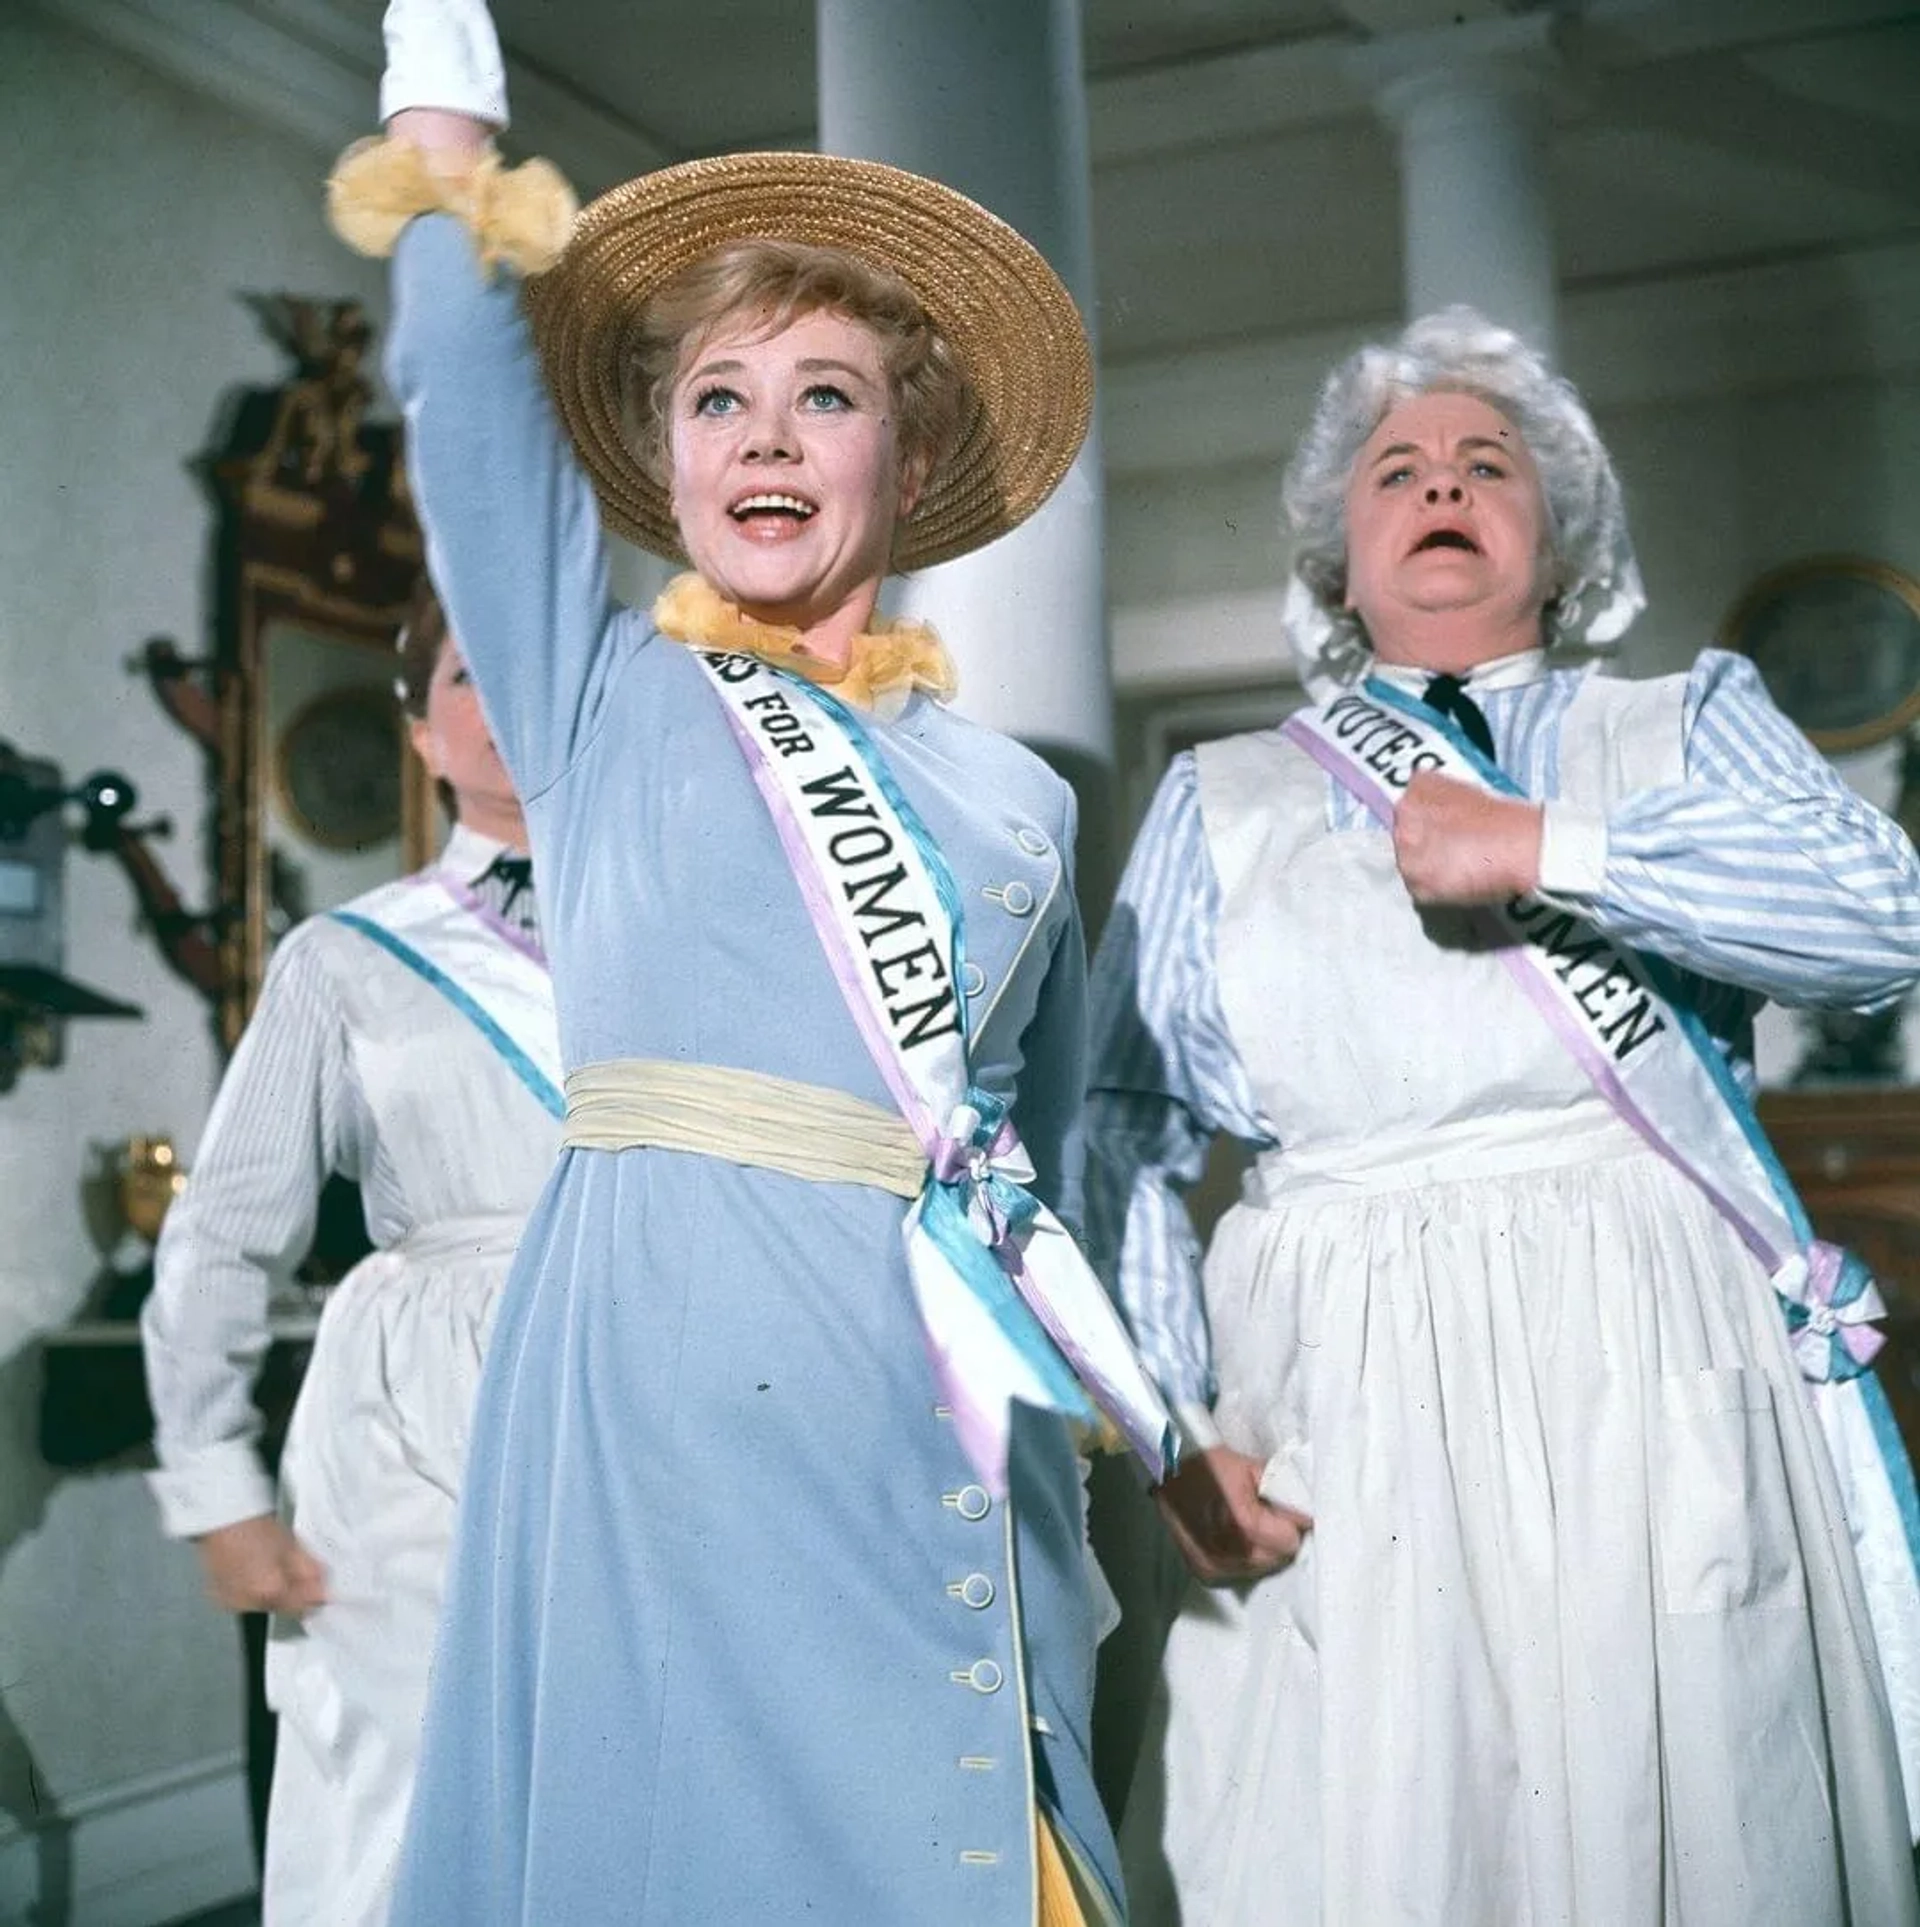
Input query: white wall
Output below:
<box><xmin>0</xmin><ymin>11</ymin><xmax>384</xmax><ymax>1917</ymax></box>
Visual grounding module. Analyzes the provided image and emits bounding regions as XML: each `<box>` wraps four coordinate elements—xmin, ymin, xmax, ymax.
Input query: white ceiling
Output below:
<box><xmin>476</xmin><ymin>0</ymin><xmax>1920</xmax><ymax>361</ymax></box>
<box><xmin>40</xmin><ymin>0</ymin><xmax>1920</xmax><ymax>368</ymax></box>
<box><xmin>488</xmin><ymin>0</ymin><xmax>1356</xmax><ymax>153</ymax></box>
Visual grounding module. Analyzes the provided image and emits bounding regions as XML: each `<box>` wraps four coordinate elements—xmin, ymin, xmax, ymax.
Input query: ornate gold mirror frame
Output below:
<box><xmin>209</xmin><ymin>298</ymin><xmax>432</xmax><ymax>1047</ymax></box>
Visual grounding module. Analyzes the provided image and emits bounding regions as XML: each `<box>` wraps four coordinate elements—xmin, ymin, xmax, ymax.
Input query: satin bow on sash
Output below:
<box><xmin>932</xmin><ymin>1091</ymin><xmax>1038</xmax><ymax>1245</ymax></box>
<box><xmin>1284</xmin><ymin>672</ymin><xmax>1920</xmax><ymax>1817</ymax></box>
<box><xmin>915</xmin><ymin>1091</ymin><xmax>1091</xmax><ymax>1422</ymax></box>
<box><xmin>1777</xmin><ymin>1241</ymin><xmax>1889</xmax><ymax>1383</ymax></box>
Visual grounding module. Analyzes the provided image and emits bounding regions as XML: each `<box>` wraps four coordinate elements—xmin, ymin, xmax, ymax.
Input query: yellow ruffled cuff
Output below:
<box><xmin>325</xmin><ymin>134</ymin><xmax>577</xmax><ymax>275</ymax></box>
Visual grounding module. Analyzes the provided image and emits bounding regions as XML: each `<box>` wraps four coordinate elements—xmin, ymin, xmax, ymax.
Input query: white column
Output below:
<box><xmin>817</xmin><ymin>0</ymin><xmax>1115</xmax><ymax>815</ymax></box>
<box><xmin>1363</xmin><ymin>17</ymin><xmax>1558</xmax><ymax>357</ymax></box>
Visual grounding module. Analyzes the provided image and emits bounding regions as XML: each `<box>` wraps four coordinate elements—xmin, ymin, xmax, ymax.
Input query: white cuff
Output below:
<box><xmin>1174</xmin><ymin>1400</ymin><xmax>1224</xmax><ymax>1453</ymax></box>
<box><xmin>147</xmin><ymin>1443</ymin><xmax>276</xmax><ymax>1540</ymax></box>
<box><xmin>380</xmin><ymin>0</ymin><xmax>510</xmax><ymax>128</ymax></box>
<box><xmin>1537</xmin><ymin>801</ymin><xmax>1609</xmax><ymax>898</ymax></box>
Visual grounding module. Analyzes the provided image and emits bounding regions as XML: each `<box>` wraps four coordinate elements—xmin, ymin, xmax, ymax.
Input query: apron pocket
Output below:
<box><xmin>1652</xmin><ymin>1365</ymin><xmax>1803</xmax><ymax>1615</ymax></box>
<box><xmin>265</xmin><ymin>1627</ymin><xmax>346</xmax><ymax>1762</ymax></box>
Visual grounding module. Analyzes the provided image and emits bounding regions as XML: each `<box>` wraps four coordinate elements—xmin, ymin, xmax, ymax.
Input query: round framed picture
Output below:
<box><xmin>1722</xmin><ymin>555</ymin><xmax>1920</xmax><ymax>753</ymax></box>
<box><xmin>273</xmin><ymin>686</ymin><xmax>404</xmax><ymax>851</ymax></box>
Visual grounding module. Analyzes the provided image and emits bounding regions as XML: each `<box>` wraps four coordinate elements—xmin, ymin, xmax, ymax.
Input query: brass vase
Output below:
<box><xmin>118</xmin><ymin>1134</ymin><xmax>187</xmax><ymax>1243</ymax></box>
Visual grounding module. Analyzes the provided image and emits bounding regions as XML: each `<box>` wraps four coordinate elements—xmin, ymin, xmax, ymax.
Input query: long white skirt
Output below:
<box><xmin>1121</xmin><ymin>1111</ymin><xmax>1916</xmax><ymax>1927</ymax></box>
<box><xmin>262</xmin><ymin>1224</ymin><xmax>512</xmax><ymax>1927</ymax></box>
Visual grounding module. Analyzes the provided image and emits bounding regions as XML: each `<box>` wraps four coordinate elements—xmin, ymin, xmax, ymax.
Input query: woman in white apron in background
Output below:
<box><xmin>143</xmin><ymin>578</ymin><xmax>562</xmax><ymax>1925</ymax></box>
<box><xmin>1087</xmin><ymin>309</ymin><xmax>1920</xmax><ymax>1925</ymax></box>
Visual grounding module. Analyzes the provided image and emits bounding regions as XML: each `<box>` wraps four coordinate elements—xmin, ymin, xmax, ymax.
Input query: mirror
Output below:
<box><xmin>209</xmin><ymin>297</ymin><xmax>434</xmax><ymax>1046</ymax></box>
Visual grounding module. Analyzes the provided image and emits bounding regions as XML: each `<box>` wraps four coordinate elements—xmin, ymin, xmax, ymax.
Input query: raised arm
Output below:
<box><xmin>384</xmin><ymin>210</ymin><xmax>623</xmax><ymax>800</ymax></box>
<box><xmin>1546</xmin><ymin>651</ymin><xmax>1920</xmax><ymax>1010</ymax></box>
<box><xmin>143</xmin><ymin>931</ymin><xmax>354</xmax><ymax>1607</ymax></box>
<box><xmin>342</xmin><ymin>4</ymin><xmax>627</xmax><ymax>801</ymax></box>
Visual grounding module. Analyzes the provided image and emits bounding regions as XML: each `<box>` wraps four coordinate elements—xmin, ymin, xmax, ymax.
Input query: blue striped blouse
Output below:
<box><xmin>1083</xmin><ymin>648</ymin><xmax>1920</xmax><ymax>1411</ymax></box>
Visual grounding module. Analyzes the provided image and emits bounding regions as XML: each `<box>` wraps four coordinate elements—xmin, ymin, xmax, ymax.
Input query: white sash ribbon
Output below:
<box><xmin>694</xmin><ymin>649</ymin><xmax>1174</xmax><ymax>1496</ymax></box>
<box><xmin>331</xmin><ymin>873</ymin><xmax>562</xmax><ymax>1117</ymax></box>
<box><xmin>1284</xmin><ymin>678</ymin><xmax>1920</xmax><ymax>1780</ymax></box>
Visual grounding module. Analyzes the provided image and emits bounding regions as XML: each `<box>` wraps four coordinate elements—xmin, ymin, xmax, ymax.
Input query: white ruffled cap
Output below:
<box><xmin>1579</xmin><ymin>552</ymin><xmax>1647</xmax><ymax>646</ymax></box>
<box><xmin>1281</xmin><ymin>576</ymin><xmax>1347</xmax><ymax>700</ymax></box>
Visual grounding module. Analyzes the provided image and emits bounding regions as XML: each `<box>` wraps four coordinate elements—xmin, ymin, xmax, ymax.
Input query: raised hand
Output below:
<box><xmin>380</xmin><ymin>0</ymin><xmax>509</xmax><ymax>129</ymax></box>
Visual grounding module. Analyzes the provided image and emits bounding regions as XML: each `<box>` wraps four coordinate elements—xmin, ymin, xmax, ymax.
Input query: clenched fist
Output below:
<box><xmin>1393</xmin><ymin>769</ymin><xmax>1542</xmax><ymax>906</ymax></box>
<box><xmin>195</xmin><ymin>1514</ymin><xmax>328</xmax><ymax>1618</ymax></box>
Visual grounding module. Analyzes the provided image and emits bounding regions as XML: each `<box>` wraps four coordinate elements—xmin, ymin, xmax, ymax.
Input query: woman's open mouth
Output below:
<box><xmin>1410</xmin><ymin>526</ymin><xmax>1480</xmax><ymax>555</ymax></box>
<box><xmin>729</xmin><ymin>492</ymin><xmax>817</xmax><ymax>526</ymax></box>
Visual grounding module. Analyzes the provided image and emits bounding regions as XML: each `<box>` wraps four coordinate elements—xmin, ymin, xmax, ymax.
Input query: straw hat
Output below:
<box><xmin>526</xmin><ymin>151</ymin><xmax>1094</xmax><ymax>572</ymax></box>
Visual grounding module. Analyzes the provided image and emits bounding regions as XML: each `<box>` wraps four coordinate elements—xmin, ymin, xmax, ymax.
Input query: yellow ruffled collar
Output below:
<box><xmin>652</xmin><ymin>575</ymin><xmax>957</xmax><ymax>718</ymax></box>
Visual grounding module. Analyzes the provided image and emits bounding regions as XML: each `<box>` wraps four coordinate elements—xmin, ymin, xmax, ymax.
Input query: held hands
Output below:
<box><xmin>195</xmin><ymin>1514</ymin><xmax>328</xmax><ymax>1618</ymax></box>
<box><xmin>1153</xmin><ymin>1446</ymin><xmax>1311</xmax><ymax>1586</ymax></box>
<box><xmin>1393</xmin><ymin>770</ymin><xmax>1543</xmax><ymax>907</ymax></box>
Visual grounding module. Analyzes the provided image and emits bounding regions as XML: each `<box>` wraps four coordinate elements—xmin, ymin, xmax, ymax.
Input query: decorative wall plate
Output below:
<box><xmin>1722</xmin><ymin>555</ymin><xmax>1920</xmax><ymax>753</ymax></box>
<box><xmin>273</xmin><ymin>685</ymin><xmax>403</xmax><ymax>851</ymax></box>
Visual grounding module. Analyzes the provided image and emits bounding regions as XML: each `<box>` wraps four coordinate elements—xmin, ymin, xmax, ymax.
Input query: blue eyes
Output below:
<box><xmin>689</xmin><ymin>383</ymin><xmax>855</xmax><ymax>419</ymax></box>
<box><xmin>1378</xmin><ymin>459</ymin><xmax>1506</xmax><ymax>489</ymax></box>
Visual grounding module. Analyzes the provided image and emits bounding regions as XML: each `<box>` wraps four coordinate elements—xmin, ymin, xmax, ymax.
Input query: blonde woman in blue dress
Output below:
<box><xmin>321</xmin><ymin>4</ymin><xmax>1171</xmax><ymax>1921</ymax></box>
<box><xmin>144</xmin><ymin>581</ymin><xmax>563</xmax><ymax>1924</ymax></box>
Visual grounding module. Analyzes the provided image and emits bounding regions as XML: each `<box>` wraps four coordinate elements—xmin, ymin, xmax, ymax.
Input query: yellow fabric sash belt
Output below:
<box><xmin>562</xmin><ymin>1058</ymin><xmax>928</xmax><ymax>1199</ymax></box>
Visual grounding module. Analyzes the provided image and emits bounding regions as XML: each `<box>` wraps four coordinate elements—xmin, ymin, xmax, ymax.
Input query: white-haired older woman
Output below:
<box><xmin>1086</xmin><ymin>308</ymin><xmax>1920</xmax><ymax>1924</ymax></box>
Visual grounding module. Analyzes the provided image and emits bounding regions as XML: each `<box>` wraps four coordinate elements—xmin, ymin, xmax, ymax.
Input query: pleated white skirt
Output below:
<box><xmin>1121</xmin><ymin>1111</ymin><xmax>1915</xmax><ymax>1927</ymax></box>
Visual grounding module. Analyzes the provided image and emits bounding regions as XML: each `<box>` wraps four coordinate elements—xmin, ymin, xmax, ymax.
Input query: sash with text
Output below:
<box><xmin>696</xmin><ymin>649</ymin><xmax>1175</xmax><ymax>1497</ymax></box>
<box><xmin>1281</xmin><ymin>676</ymin><xmax>1920</xmax><ymax>1582</ymax></box>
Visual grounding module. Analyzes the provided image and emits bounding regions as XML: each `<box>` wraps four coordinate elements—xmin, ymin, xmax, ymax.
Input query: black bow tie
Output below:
<box><xmin>483</xmin><ymin>853</ymin><xmax>533</xmax><ymax>901</ymax></box>
<box><xmin>1420</xmin><ymin>672</ymin><xmax>1498</xmax><ymax>764</ymax></box>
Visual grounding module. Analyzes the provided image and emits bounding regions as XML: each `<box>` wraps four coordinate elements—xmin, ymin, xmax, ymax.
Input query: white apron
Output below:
<box><xmin>262</xmin><ymin>883</ymin><xmax>561</xmax><ymax>1927</ymax></box>
<box><xmin>1120</xmin><ymin>673</ymin><xmax>1917</xmax><ymax>1926</ymax></box>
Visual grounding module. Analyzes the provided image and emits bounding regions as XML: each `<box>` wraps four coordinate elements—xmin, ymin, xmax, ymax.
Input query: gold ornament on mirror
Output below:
<box><xmin>118</xmin><ymin>1135</ymin><xmax>187</xmax><ymax>1243</ymax></box>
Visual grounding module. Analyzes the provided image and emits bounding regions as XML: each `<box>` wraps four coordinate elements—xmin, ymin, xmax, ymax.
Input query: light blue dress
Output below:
<box><xmin>384</xmin><ymin>213</ymin><xmax>1119</xmax><ymax>1924</ymax></box>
